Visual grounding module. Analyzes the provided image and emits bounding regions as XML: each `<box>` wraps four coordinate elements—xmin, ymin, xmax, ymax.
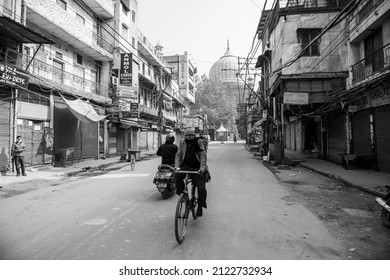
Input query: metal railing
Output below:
<box><xmin>20</xmin><ymin>53</ymin><xmax>110</xmax><ymax>96</ymax></box>
<box><xmin>285</xmin><ymin>0</ymin><xmax>350</xmax><ymax>9</ymax></box>
<box><xmin>351</xmin><ymin>42</ymin><xmax>390</xmax><ymax>84</ymax></box>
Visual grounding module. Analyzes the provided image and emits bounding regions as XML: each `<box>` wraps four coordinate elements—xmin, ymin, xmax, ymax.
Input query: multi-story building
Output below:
<box><xmin>0</xmin><ymin>0</ymin><xmax>195</xmax><ymax>171</ymax></box>
<box><xmin>164</xmin><ymin>51</ymin><xmax>196</xmax><ymax>105</ymax></box>
<box><xmin>0</xmin><ymin>0</ymin><xmax>114</xmax><ymax>171</ymax></box>
<box><xmin>344</xmin><ymin>0</ymin><xmax>390</xmax><ymax>172</ymax></box>
<box><xmin>255</xmin><ymin>0</ymin><xmax>351</xmax><ymax>162</ymax></box>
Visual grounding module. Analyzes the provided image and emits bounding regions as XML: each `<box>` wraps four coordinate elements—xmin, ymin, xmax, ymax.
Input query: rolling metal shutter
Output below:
<box><xmin>352</xmin><ymin>109</ymin><xmax>371</xmax><ymax>155</ymax></box>
<box><xmin>0</xmin><ymin>98</ymin><xmax>11</xmax><ymax>171</ymax></box>
<box><xmin>375</xmin><ymin>105</ymin><xmax>390</xmax><ymax>172</ymax></box>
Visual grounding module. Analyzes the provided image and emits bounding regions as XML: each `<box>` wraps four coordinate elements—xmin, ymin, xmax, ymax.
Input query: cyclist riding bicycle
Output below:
<box><xmin>175</xmin><ymin>128</ymin><xmax>208</xmax><ymax>217</ymax></box>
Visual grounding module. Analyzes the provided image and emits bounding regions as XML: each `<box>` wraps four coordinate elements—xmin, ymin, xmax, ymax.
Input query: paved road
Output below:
<box><xmin>0</xmin><ymin>142</ymin><xmax>349</xmax><ymax>259</ymax></box>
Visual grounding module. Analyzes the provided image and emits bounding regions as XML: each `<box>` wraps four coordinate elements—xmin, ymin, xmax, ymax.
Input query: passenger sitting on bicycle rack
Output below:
<box><xmin>175</xmin><ymin>127</ymin><xmax>208</xmax><ymax>217</ymax></box>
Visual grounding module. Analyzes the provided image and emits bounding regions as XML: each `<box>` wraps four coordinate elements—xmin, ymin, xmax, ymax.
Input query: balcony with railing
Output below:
<box><xmin>25</xmin><ymin>0</ymin><xmax>113</xmax><ymax>61</ymax></box>
<box><xmin>283</xmin><ymin>0</ymin><xmax>350</xmax><ymax>9</ymax></box>
<box><xmin>18</xmin><ymin>52</ymin><xmax>111</xmax><ymax>103</ymax></box>
<box><xmin>351</xmin><ymin>42</ymin><xmax>390</xmax><ymax>85</ymax></box>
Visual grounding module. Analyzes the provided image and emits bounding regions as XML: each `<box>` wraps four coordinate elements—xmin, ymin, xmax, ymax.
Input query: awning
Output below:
<box><xmin>120</xmin><ymin>119</ymin><xmax>139</xmax><ymax>129</ymax></box>
<box><xmin>62</xmin><ymin>96</ymin><xmax>106</xmax><ymax>123</ymax></box>
<box><xmin>0</xmin><ymin>16</ymin><xmax>54</xmax><ymax>44</ymax></box>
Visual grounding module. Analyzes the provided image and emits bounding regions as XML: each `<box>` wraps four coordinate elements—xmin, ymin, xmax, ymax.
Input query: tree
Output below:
<box><xmin>193</xmin><ymin>75</ymin><xmax>237</xmax><ymax>131</ymax></box>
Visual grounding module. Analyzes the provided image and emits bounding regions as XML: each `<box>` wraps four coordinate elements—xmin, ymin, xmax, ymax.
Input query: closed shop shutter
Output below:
<box><xmin>0</xmin><ymin>99</ymin><xmax>11</xmax><ymax>171</ymax></box>
<box><xmin>327</xmin><ymin>109</ymin><xmax>346</xmax><ymax>163</ymax></box>
<box><xmin>352</xmin><ymin>109</ymin><xmax>371</xmax><ymax>155</ymax></box>
<box><xmin>108</xmin><ymin>126</ymin><xmax>117</xmax><ymax>155</ymax></box>
<box><xmin>139</xmin><ymin>130</ymin><xmax>147</xmax><ymax>150</ymax></box>
<box><xmin>375</xmin><ymin>105</ymin><xmax>390</xmax><ymax>172</ymax></box>
<box><xmin>81</xmin><ymin>121</ymin><xmax>98</xmax><ymax>158</ymax></box>
<box><xmin>17</xmin><ymin>119</ymin><xmax>48</xmax><ymax>166</ymax></box>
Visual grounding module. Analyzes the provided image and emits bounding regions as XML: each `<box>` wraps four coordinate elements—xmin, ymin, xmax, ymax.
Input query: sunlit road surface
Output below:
<box><xmin>0</xmin><ymin>141</ymin><xmax>348</xmax><ymax>260</ymax></box>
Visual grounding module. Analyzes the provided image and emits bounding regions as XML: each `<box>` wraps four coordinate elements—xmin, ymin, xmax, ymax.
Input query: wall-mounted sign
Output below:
<box><xmin>117</xmin><ymin>86</ymin><xmax>138</xmax><ymax>100</ymax></box>
<box><xmin>120</xmin><ymin>53</ymin><xmax>132</xmax><ymax>86</ymax></box>
<box><xmin>0</xmin><ymin>62</ymin><xmax>29</xmax><ymax>87</ymax></box>
<box><xmin>283</xmin><ymin>92</ymin><xmax>309</xmax><ymax>105</ymax></box>
<box><xmin>348</xmin><ymin>105</ymin><xmax>357</xmax><ymax>113</ymax></box>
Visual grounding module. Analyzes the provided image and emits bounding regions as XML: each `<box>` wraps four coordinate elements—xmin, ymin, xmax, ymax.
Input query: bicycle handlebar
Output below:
<box><xmin>174</xmin><ymin>170</ymin><xmax>204</xmax><ymax>177</ymax></box>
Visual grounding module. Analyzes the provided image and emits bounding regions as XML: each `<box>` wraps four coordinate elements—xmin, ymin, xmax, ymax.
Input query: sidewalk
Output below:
<box><xmin>0</xmin><ymin>150</ymin><xmax>158</xmax><ymax>188</ymax></box>
<box><xmin>283</xmin><ymin>148</ymin><xmax>390</xmax><ymax>197</ymax></box>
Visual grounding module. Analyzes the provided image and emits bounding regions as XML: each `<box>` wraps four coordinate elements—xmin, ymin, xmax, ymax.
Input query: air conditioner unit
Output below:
<box><xmin>5</xmin><ymin>48</ymin><xmax>21</xmax><ymax>65</ymax></box>
<box><xmin>111</xmin><ymin>76</ymin><xmax>119</xmax><ymax>85</ymax></box>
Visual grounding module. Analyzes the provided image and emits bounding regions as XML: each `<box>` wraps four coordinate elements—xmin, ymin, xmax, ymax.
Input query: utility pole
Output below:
<box><xmin>157</xmin><ymin>67</ymin><xmax>163</xmax><ymax>147</ymax></box>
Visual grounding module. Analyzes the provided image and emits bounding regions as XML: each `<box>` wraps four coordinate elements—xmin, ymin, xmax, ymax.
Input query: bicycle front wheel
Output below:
<box><xmin>175</xmin><ymin>193</ymin><xmax>188</xmax><ymax>244</ymax></box>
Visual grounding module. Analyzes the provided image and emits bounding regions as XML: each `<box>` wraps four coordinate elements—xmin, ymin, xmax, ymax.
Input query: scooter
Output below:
<box><xmin>153</xmin><ymin>164</ymin><xmax>175</xmax><ymax>199</ymax></box>
<box><xmin>375</xmin><ymin>189</ymin><xmax>390</xmax><ymax>228</ymax></box>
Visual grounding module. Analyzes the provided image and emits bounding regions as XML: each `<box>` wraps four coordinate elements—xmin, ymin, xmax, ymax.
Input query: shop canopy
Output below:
<box><xmin>61</xmin><ymin>96</ymin><xmax>106</xmax><ymax>124</ymax></box>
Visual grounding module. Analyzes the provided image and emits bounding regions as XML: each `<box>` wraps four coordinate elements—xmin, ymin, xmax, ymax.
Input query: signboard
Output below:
<box><xmin>117</xmin><ymin>85</ymin><xmax>138</xmax><ymax>100</ymax></box>
<box><xmin>352</xmin><ymin>85</ymin><xmax>390</xmax><ymax>110</ymax></box>
<box><xmin>120</xmin><ymin>53</ymin><xmax>132</xmax><ymax>86</ymax></box>
<box><xmin>0</xmin><ymin>62</ymin><xmax>29</xmax><ymax>87</ymax></box>
<box><xmin>130</xmin><ymin>102</ymin><xmax>139</xmax><ymax>118</ymax></box>
<box><xmin>348</xmin><ymin>105</ymin><xmax>357</xmax><ymax>113</ymax></box>
<box><xmin>283</xmin><ymin>92</ymin><xmax>309</xmax><ymax>105</ymax></box>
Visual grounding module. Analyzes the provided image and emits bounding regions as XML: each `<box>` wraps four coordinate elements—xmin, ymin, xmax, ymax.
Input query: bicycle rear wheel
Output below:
<box><xmin>175</xmin><ymin>193</ymin><xmax>188</xmax><ymax>244</ymax></box>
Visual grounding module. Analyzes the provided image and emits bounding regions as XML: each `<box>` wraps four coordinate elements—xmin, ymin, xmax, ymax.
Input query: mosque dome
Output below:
<box><xmin>209</xmin><ymin>45</ymin><xmax>240</xmax><ymax>83</ymax></box>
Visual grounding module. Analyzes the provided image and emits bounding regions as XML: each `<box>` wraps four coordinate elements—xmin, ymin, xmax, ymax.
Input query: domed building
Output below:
<box><xmin>208</xmin><ymin>43</ymin><xmax>250</xmax><ymax>139</ymax></box>
<box><xmin>209</xmin><ymin>43</ymin><xmax>247</xmax><ymax>104</ymax></box>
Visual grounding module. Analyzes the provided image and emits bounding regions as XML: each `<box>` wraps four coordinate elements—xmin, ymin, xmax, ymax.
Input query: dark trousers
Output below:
<box><xmin>14</xmin><ymin>156</ymin><xmax>25</xmax><ymax>175</ymax></box>
<box><xmin>175</xmin><ymin>168</ymin><xmax>207</xmax><ymax>209</ymax></box>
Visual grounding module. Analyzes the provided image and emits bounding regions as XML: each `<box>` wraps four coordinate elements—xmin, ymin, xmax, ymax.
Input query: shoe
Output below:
<box><xmin>22</xmin><ymin>173</ymin><xmax>27</xmax><ymax>176</ymax></box>
<box><xmin>16</xmin><ymin>173</ymin><xmax>20</xmax><ymax>176</ymax></box>
<box><xmin>196</xmin><ymin>207</ymin><xmax>203</xmax><ymax>217</ymax></box>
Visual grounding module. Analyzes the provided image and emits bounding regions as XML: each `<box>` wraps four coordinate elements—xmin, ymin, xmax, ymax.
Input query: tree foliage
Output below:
<box><xmin>193</xmin><ymin>75</ymin><xmax>237</xmax><ymax>130</ymax></box>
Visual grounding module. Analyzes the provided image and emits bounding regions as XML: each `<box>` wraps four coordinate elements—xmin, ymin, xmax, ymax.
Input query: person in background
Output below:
<box><xmin>157</xmin><ymin>134</ymin><xmax>178</xmax><ymax>167</ymax></box>
<box><xmin>11</xmin><ymin>136</ymin><xmax>26</xmax><ymax>176</ymax></box>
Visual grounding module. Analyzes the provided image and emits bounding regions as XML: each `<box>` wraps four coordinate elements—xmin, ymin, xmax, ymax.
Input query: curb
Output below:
<box><xmin>299</xmin><ymin>163</ymin><xmax>388</xmax><ymax>198</ymax></box>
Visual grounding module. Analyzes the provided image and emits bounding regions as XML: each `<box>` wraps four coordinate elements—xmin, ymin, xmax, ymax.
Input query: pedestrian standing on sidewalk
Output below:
<box><xmin>11</xmin><ymin>136</ymin><xmax>27</xmax><ymax>176</ymax></box>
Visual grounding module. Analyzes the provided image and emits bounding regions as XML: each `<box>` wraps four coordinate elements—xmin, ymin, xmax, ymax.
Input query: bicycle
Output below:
<box><xmin>174</xmin><ymin>170</ymin><xmax>203</xmax><ymax>244</ymax></box>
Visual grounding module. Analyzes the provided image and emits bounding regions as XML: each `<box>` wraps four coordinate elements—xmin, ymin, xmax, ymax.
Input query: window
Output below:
<box><xmin>55</xmin><ymin>51</ymin><xmax>63</xmax><ymax>60</ymax></box>
<box><xmin>122</xmin><ymin>24</ymin><xmax>128</xmax><ymax>40</ymax></box>
<box><xmin>132</xmin><ymin>37</ymin><xmax>135</xmax><ymax>47</ymax></box>
<box><xmin>122</xmin><ymin>3</ymin><xmax>129</xmax><ymax>16</ymax></box>
<box><xmin>76</xmin><ymin>53</ymin><xmax>83</xmax><ymax>65</ymax></box>
<box><xmin>3</xmin><ymin>0</ymin><xmax>13</xmax><ymax>16</ymax></box>
<box><xmin>297</xmin><ymin>28</ymin><xmax>321</xmax><ymax>56</ymax></box>
<box><xmin>132</xmin><ymin>10</ymin><xmax>136</xmax><ymax>23</ymax></box>
<box><xmin>56</xmin><ymin>0</ymin><xmax>67</xmax><ymax>10</ymax></box>
<box><xmin>76</xmin><ymin>13</ymin><xmax>85</xmax><ymax>25</ymax></box>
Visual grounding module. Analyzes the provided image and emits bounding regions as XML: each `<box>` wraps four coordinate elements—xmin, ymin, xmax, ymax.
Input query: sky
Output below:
<box><xmin>137</xmin><ymin>0</ymin><xmax>267</xmax><ymax>77</ymax></box>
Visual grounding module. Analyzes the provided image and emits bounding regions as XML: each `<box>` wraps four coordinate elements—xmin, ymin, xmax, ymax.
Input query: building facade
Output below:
<box><xmin>255</xmin><ymin>0</ymin><xmax>351</xmax><ymax>163</ymax></box>
<box><xmin>345</xmin><ymin>0</ymin><xmax>390</xmax><ymax>172</ymax></box>
<box><xmin>0</xmin><ymin>0</ymin><xmax>114</xmax><ymax>171</ymax></box>
<box><xmin>0</xmin><ymin>0</ymin><xmax>195</xmax><ymax>172</ymax></box>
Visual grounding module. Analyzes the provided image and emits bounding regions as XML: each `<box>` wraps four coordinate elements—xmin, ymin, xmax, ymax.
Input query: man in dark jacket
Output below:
<box><xmin>157</xmin><ymin>134</ymin><xmax>178</xmax><ymax>167</ymax></box>
<box><xmin>11</xmin><ymin>136</ymin><xmax>26</xmax><ymax>176</ymax></box>
<box><xmin>175</xmin><ymin>128</ymin><xmax>208</xmax><ymax>217</ymax></box>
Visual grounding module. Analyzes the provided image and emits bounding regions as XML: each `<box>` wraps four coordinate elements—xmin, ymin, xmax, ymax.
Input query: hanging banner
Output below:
<box><xmin>120</xmin><ymin>53</ymin><xmax>132</xmax><ymax>86</ymax></box>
